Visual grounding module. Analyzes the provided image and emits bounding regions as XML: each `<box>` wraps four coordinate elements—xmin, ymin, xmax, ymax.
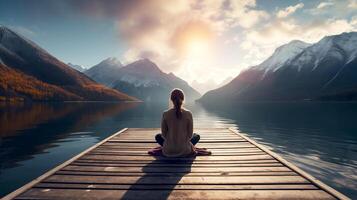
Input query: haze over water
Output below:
<box><xmin>0</xmin><ymin>102</ymin><xmax>357</xmax><ymax>198</ymax></box>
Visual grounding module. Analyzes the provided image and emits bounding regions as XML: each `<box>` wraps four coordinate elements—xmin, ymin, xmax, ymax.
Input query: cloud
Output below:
<box><xmin>223</xmin><ymin>0</ymin><xmax>270</xmax><ymax>28</ymax></box>
<box><xmin>348</xmin><ymin>0</ymin><xmax>357</xmax><ymax>8</ymax></box>
<box><xmin>277</xmin><ymin>3</ymin><xmax>304</xmax><ymax>18</ymax></box>
<box><xmin>351</xmin><ymin>16</ymin><xmax>357</xmax><ymax>26</ymax></box>
<box><xmin>95</xmin><ymin>0</ymin><xmax>268</xmax><ymax>73</ymax></box>
<box><xmin>316</xmin><ymin>1</ymin><xmax>334</xmax><ymax>9</ymax></box>
<box><xmin>309</xmin><ymin>0</ymin><xmax>356</xmax><ymax>16</ymax></box>
<box><xmin>308</xmin><ymin>1</ymin><xmax>334</xmax><ymax>15</ymax></box>
<box><xmin>239</xmin><ymin>17</ymin><xmax>357</xmax><ymax>68</ymax></box>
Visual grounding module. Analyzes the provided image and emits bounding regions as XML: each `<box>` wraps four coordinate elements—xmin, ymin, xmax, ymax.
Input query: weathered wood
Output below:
<box><xmin>87</xmin><ymin>151</ymin><xmax>266</xmax><ymax>156</ymax></box>
<box><xmin>109</xmin><ymin>139</ymin><xmax>248</xmax><ymax>143</ymax></box>
<box><xmin>75</xmin><ymin>158</ymin><xmax>280</xmax><ymax>164</ymax></box>
<box><xmin>94</xmin><ymin>147</ymin><xmax>263</xmax><ymax>153</ymax></box>
<box><xmin>80</xmin><ymin>154</ymin><xmax>275</xmax><ymax>161</ymax></box>
<box><xmin>16</xmin><ymin>189</ymin><xmax>336</xmax><ymax>200</ymax></box>
<box><xmin>54</xmin><ymin>171</ymin><xmax>298</xmax><ymax>177</ymax></box>
<box><xmin>61</xmin><ymin>165</ymin><xmax>292</xmax><ymax>173</ymax></box>
<box><xmin>35</xmin><ymin>183</ymin><xmax>318</xmax><ymax>190</ymax></box>
<box><xmin>70</xmin><ymin>162</ymin><xmax>283</xmax><ymax>168</ymax></box>
<box><xmin>2</xmin><ymin>127</ymin><xmax>349</xmax><ymax>200</ymax></box>
<box><xmin>44</xmin><ymin>175</ymin><xmax>308</xmax><ymax>184</ymax></box>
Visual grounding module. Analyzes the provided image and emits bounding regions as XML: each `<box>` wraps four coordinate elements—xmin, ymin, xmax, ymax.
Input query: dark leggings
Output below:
<box><xmin>155</xmin><ymin>133</ymin><xmax>200</xmax><ymax>146</ymax></box>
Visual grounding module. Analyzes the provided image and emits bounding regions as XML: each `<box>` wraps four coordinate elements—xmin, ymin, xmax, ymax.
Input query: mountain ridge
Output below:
<box><xmin>198</xmin><ymin>31</ymin><xmax>357</xmax><ymax>104</ymax></box>
<box><xmin>85</xmin><ymin>58</ymin><xmax>201</xmax><ymax>102</ymax></box>
<box><xmin>0</xmin><ymin>26</ymin><xmax>138</xmax><ymax>101</ymax></box>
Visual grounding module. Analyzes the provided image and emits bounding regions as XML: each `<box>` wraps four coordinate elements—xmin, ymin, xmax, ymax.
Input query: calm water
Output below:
<box><xmin>0</xmin><ymin>102</ymin><xmax>356</xmax><ymax>198</ymax></box>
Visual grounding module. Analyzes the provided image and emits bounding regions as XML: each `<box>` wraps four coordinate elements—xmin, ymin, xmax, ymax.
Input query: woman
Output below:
<box><xmin>155</xmin><ymin>88</ymin><xmax>200</xmax><ymax>157</ymax></box>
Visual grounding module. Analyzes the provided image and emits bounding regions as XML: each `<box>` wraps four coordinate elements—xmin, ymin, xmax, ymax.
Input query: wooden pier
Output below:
<box><xmin>2</xmin><ymin>128</ymin><xmax>349</xmax><ymax>199</ymax></box>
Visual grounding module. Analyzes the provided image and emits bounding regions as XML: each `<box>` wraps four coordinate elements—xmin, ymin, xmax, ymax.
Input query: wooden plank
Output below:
<box><xmin>99</xmin><ymin>145</ymin><xmax>258</xmax><ymax>149</ymax></box>
<box><xmin>62</xmin><ymin>166</ymin><xmax>292</xmax><ymax>173</ymax></box>
<box><xmin>34</xmin><ymin>182</ymin><xmax>318</xmax><ymax>190</ymax></box>
<box><xmin>94</xmin><ymin>148</ymin><xmax>263</xmax><ymax>153</ymax></box>
<box><xmin>87</xmin><ymin>151</ymin><xmax>267</xmax><ymax>156</ymax></box>
<box><xmin>228</xmin><ymin>128</ymin><xmax>349</xmax><ymax>200</ymax></box>
<box><xmin>69</xmin><ymin>162</ymin><xmax>283</xmax><ymax>167</ymax></box>
<box><xmin>44</xmin><ymin>175</ymin><xmax>308</xmax><ymax>184</ymax></box>
<box><xmin>54</xmin><ymin>171</ymin><xmax>298</xmax><ymax>177</ymax></box>
<box><xmin>75</xmin><ymin>158</ymin><xmax>279</xmax><ymax>164</ymax></box>
<box><xmin>16</xmin><ymin>189</ymin><xmax>335</xmax><ymax>200</ymax></box>
<box><xmin>118</xmin><ymin>134</ymin><xmax>239</xmax><ymax>138</ymax></box>
<box><xmin>80</xmin><ymin>154</ymin><xmax>274</xmax><ymax>161</ymax></box>
<box><xmin>116</xmin><ymin>135</ymin><xmax>242</xmax><ymax>138</ymax></box>
<box><xmin>100</xmin><ymin>142</ymin><xmax>256</xmax><ymax>147</ymax></box>
<box><xmin>108</xmin><ymin>139</ymin><xmax>248</xmax><ymax>143</ymax></box>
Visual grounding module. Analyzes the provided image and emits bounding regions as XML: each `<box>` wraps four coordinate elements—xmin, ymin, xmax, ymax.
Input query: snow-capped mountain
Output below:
<box><xmin>192</xmin><ymin>77</ymin><xmax>234</xmax><ymax>94</ymax></box>
<box><xmin>85</xmin><ymin>58</ymin><xmax>201</xmax><ymax>102</ymax></box>
<box><xmin>85</xmin><ymin>57</ymin><xmax>123</xmax><ymax>86</ymax></box>
<box><xmin>251</xmin><ymin>40</ymin><xmax>311</xmax><ymax>74</ymax></box>
<box><xmin>198</xmin><ymin>32</ymin><xmax>357</xmax><ymax>104</ymax></box>
<box><xmin>0</xmin><ymin>25</ymin><xmax>137</xmax><ymax>101</ymax></box>
<box><xmin>68</xmin><ymin>63</ymin><xmax>85</xmax><ymax>72</ymax></box>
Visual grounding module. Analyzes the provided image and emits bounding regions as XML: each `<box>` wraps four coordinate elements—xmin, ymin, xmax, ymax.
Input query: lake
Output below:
<box><xmin>0</xmin><ymin>102</ymin><xmax>356</xmax><ymax>198</ymax></box>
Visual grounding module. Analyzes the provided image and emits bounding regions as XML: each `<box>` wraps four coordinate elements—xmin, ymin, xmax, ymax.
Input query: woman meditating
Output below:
<box><xmin>150</xmin><ymin>88</ymin><xmax>210</xmax><ymax>157</ymax></box>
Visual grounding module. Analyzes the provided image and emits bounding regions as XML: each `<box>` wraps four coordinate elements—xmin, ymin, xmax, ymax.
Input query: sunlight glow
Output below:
<box><xmin>172</xmin><ymin>21</ymin><xmax>214</xmax><ymax>59</ymax></box>
<box><xmin>186</xmin><ymin>38</ymin><xmax>210</xmax><ymax>58</ymax></box>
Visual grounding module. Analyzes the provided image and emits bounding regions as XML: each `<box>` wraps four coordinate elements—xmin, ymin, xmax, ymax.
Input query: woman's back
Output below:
<box><xmin>161</xmin><ymin>108</ymin><xmax>194</xmax><ymax>157</ymax></box>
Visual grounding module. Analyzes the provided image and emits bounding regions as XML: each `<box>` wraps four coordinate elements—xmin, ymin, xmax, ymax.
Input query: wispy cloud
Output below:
<box><xmin>348</xmin><ymin>0</ymin><xmax>357</xmax><ymax>8</ymax></box>
<box><xmin>317</xmin><ymin>1</ymin><xmax>334</xmax><ymax>9</ymax></box>
<box><xmin>277</xmin><ymin>3</ymin><xmax>304</xmax><ymax>18</ymax></box>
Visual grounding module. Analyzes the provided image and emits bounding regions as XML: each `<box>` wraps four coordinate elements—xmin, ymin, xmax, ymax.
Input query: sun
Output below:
<box><xmin>171</xmin><ymin>21</ymin><xmax>214</xmax><ymax>59</ymax></box>
<box><xmin>186</xmin><ymin>37</ymin><xmax>210</xmax><ymax>58</ymax></box>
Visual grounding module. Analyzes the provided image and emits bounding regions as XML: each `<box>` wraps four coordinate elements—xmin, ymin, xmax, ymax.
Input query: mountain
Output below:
<box><xmin>68</xmin><ymin>63</ymin><xmax>85</xmax><ymax>72</ymax></box>
<box><xmin>0</xmin><ymin>26</ymin><xmax>137</xmax><ymax>101</ymax></box>
<box><xmin>250</xmin><ymin>40</ymin><xmax>311</xmax><ymax>74</ymax></box>
<box><xmin>85</xmin><ymin>57</ymin><xmax>123</xmax><ymax>87</ymax></box>
<box><xmin>192</xmin><ymin>76</ymin><xmax>234</xmax><ymax>95</ymax></box>
<box><xmin>198</xmin><ymin>32</ymin><xmax>357</xmax><ymax>104</ymax></box>
<box><xmin>85</xmin><ymin>58</ymin><xmax>201</xmax><ymax>102</ymax></box>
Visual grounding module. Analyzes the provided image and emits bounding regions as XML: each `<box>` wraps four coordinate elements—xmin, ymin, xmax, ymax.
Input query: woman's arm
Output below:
<box><xmin>187</xmin><ymin>112</ymin><xmax>193</xmax><ymax>140</ymax></box>
<box><xmin>161</xmin><ymin>113</ymin><xmax>168</xmax><ymax>139</ymax></box>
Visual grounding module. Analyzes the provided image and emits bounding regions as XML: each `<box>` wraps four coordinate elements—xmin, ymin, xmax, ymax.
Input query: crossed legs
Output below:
<box><xmin>155</xmin><ymin>133</ymin><xmax>200</xmax><ymax>146</ymax></box>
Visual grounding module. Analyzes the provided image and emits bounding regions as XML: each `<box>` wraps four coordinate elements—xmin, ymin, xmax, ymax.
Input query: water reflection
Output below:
<box><xmin>0</xmin><ymin>102</ymin><xmax>356</xmax><ymax>198</ymax></box>
<box><xmin>199</xmin><ymin>102</ymin><xmax>357</xmax><ymax>198</ymax></box>
<box><xmin>0</xmin><ymin>102</ymin><xmax>140</xmax><ymax>169</ymax></box>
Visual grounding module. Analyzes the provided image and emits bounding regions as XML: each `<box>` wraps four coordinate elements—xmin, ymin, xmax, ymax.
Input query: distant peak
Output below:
<box><xmin>0</xmin><ymin>25</ymin><xmax>25</xmax><ymax>39</ymax></box>
<box><xmin>0</xmin><ymin>25</ymin><xmax>10</xmax><ymax>31</ymax></box>
<box><xmin>103</xmin><ymin>57</ymin><xmax>120</xmax><ymax>63</ymax></box>
<box><xmin>317</xmin><ymin>31</ymin><xmax>357</xmax><ymax>45</ymax></box>
<box><xmin>99</xmin><ymin>57</ymin><xmax>122</xmax><ymax>67</ymax></box>
<box><xmin>0</xmin><ymin>25</ymin><xmax>50</xmax><ymax>55</ymax></box>
<box><xmin>252</xmin><ymin>39</ymin><xmax>311</xmax><ymax>72</ymax></box>
<box><xmin>0</xmin><ymin>25</ymin><xmax>18</xmax><ymax>39</ymax></box>
<box><xmin>125</xmin><ymin>58</ymin><xmax>163</xmax><ymax>74</ymax></box>
<box><xmin>135</xmin><ymin>58</ymin><xmax>154</xmax><ymax>64</ymax></box>
<box><xmin>275</xmin><ymin>40</ymin><xmax>310</xmax><ymax>52</ymax></box>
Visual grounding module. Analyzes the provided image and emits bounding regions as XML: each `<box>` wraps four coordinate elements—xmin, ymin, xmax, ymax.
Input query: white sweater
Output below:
<box><xmin>161</xmin><ymin>108</ymin><xmax>194</xmax><ymax>157</ymax></box>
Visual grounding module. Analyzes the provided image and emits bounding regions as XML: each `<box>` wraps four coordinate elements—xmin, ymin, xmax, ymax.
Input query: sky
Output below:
<box><xmin>0</xmin><ymin>0</ymin><xmax>357</xmax><ymax>92</ymax></box>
